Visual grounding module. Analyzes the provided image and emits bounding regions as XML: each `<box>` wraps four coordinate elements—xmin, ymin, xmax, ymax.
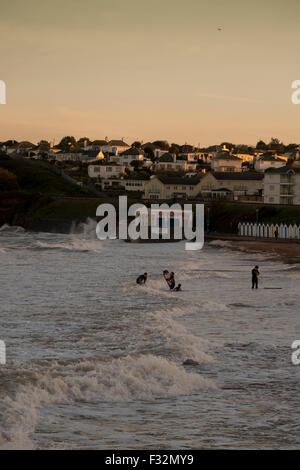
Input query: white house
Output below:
<box><xmin>101</xmin><ymin>139</ymin><xmax>130</xmax><ymax>155</ymax></box>
<box><xmin>88</xmin><ymin>163</ymin><xmax>125</xmax><ymax>179</ymax></box>
<box><xmin>1</xmin><ymin>140</ymin><xmax>19</xmax><ymax>155</ymax></box>
<box><xmin>263</xmin><ymin>167</ymin><xmax>300</xmax><ymax>205</ymax></box>
<box><xmin>143</xmin><ymin>174</ymin><xmax>202</xmax><ymax>200</ymax></box>
<box><xmin>211</xmin><ymin>151</ymin><xmax>242</xmax><ymax>172</ymax></box>
<box><xmin>122</xmin><ymin>178</ymin><xmax>147</xmax><ymax>192</ymax></box>
<box><xmin>110</xmin><ymin>147</ymin><xmax>145</xmax><ymax>166</ymax></box>
<box><xmin>55</xmin><ymin>151</ymin><xmax>83</xmax><ymax>162</ymax></box>
<box><xmin>254</xmin><ymin>153</ymin><xmax>286</xmax><ymax>172</ymax></box>
<box><xmin>155</xmin><ymin>153</ymin><xmax>197</xmax><ymax>172</ymax></box>
<box><xmin>199</xmin><ymin>171</ymin><xmax>264</xmax><ymax>199</ymax></box>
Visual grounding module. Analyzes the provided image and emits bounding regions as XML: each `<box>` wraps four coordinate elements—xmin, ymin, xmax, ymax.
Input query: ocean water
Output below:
<box><xmin>0</xmin><ymin>221</ymin><xmax>300</xmax><ymax>449</ymax></box>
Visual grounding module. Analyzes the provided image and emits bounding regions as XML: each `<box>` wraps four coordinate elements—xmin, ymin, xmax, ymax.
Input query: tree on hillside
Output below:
<box><xmin>58</xmin><ymin>136</ymin><xmax>78</xmax><ymax>151</ymax></box>
<box><xmin>77</xmin><ymin>137</ymin><xmax>91</xmax><ymax>148</ymax></box>
<box><xmin>170</xmin><ymin>143</ymin><xmax>180</xmax><ymax>154</ymax></box>
<box><xmin>152</xmin><ymin>140</ymin><xmax>169</xmax><ymax>150</ymax></box>
<box><xmin>256</xmin><ymin>140</ymin><xmax>267</xmax><ymax>150</ymax></box>
<box><xmin>131</xmin><ymin>141</ymin><xmax>141</xmax><ymax>148</ymax></box>
<box><xmin>268</xmin><ymin>137</ymin><xmax>285</xmax><ymax>153</ymax></box>
<box><xmin>220</xmin><ymin>142</ymin><xmax>235</xmax><ymax>151</ymax></box>
<box><xmin>235</xmin><ymin>144</ymin><xmax>250</xmax><ymax>154</ymax></box>
<box><xmin>285</xmin><ymin>143</ymin><xmax>299</xmax><ymax>153</ymax></box>
<box><xmin>143</xmin><ymin>146</ymin><xmax>154</xmax><ymax>161</ymax></box>
<box><xmin>37</xmin><ymin>140</ymin><xmax>50</xmax><ymax>151</ymax></box>
<box><xmin>0</xmin><ymin>168</ymin><xmax>19</xmax><ymax>191</ymax></box>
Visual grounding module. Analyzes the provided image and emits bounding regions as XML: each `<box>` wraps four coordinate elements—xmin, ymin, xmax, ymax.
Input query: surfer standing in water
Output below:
<box><xmin>251</xmin><ymin>265</ymin><xmax>259</xmax><ymax>289</ymax></box>
<box><xmin>136</xmin><ymin>273</ymin><xmax>148</xmax><ymax>285</ymax></box>
<box><xmin>163</xmin><ymin>270</ymin><xmax>176</xmax><ymax>290</ymax></box>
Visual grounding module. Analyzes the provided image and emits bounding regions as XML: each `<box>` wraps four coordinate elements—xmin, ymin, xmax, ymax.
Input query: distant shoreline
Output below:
<box><xmin>206</xmin><ymin>234</ymin><xmax>300</xmax><ymax>265</ymax></box>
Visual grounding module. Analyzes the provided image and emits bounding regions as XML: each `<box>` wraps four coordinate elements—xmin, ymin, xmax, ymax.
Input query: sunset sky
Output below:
<box><xmin>0</xmin><ymin>0</ymin><xmax>299</xmax><ymax>146</ymax></box>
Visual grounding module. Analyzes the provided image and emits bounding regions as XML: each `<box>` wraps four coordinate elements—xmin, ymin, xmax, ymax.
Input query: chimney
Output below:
<box><xmin>84</xmin><ymin>139</ymin><xmax>87</xmax><ymax>149</ymax></box>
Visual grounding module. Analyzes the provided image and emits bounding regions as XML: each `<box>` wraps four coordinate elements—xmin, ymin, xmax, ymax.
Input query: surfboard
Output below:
<box><xmin>263</xmin><ymin>287</ymin><xmax>282</xmax><ymax>289</ymax></box>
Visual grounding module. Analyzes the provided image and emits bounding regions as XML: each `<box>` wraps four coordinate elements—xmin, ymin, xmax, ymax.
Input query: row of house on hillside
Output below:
<box><xmin>143</xmin><ymin>172</ymin><xmax>264</xmax><ymax>201</ymax></box>
<box><xmin>94</xmin><ymin>165</ymin><xmax>300</xmax><ymax>206</ymax></box>
<box><xmin>143</xmin><ymin>166</ymin><xmax>300</xmax><ymax>205</ymax></box>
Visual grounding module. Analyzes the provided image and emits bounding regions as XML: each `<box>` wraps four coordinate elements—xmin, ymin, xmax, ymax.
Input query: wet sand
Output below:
<box><xmin>206</xmin><ymin>235</ymin><xmax>300</xmax><ymax>265</ymax></box>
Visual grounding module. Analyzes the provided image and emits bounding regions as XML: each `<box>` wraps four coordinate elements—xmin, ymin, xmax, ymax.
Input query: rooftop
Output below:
<box><xmin>213</xmin><ymin>152</ymin><xmax>242</xmax><ymax>161</ymax></box>
<box><xmin>108</xmin><ymin>140</ymin><xmax>129</xmax><ymax>147</ymax></box>
<box><xmin>120</xmin><ymin>147</ymin><xmax>145</xmax><ymax>156</ymax></box>
<box><xmin>156</xmin><ymin>175</ymin><xmax>201</xmax><ymax>185</ymax></box>
<box><xmin>265</xmin><ymin>166</ymin><xmax>300</xmax><ymax>174</ymax></box>
<box><xmin>212</xmin><ymin>172</ymin><xmax>264</xmax><ymax>180</ymax></box>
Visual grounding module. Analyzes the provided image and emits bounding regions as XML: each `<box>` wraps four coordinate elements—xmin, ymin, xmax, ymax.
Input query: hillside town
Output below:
<box><xmin>1</xmin><ymin>137</ymin><xmax>300</xmax><ymax>205</ymax></box>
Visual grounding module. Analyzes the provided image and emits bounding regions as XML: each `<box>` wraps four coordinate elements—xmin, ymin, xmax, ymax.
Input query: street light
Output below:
<box><xmin>256</xmin><ymin>208</ymin><xmax>259</xmax><ymax>237</ymax></box>
<box><xmin>207</xmin><ymin>207</ymin><xmax>210</xmax><ymax>234</ymax></box>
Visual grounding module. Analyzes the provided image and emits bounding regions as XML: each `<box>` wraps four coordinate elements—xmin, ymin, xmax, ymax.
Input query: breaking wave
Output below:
<box><xmin>0</xmin><ymin>354</ymin><xmax>216</xmax><ymax>449</ymax></box>
<box><xmin>0</xmin><ymin>224</ymin><xmax>25</xmax><ymax>233</ymax></box>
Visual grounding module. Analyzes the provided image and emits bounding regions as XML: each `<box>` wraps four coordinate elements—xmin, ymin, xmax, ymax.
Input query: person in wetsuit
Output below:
<box><xmin>174</xmin><ymin>283</ymin><xmax>182</xmax><ymax>291</ymax></box>
<box><xmin>163</xmin><ymin>270</ymin><xmax>176</xmax><ymax>290</ymax></box>
<box><xmin>167</xmin><ymin>272</ymin><xmax>175</xmax><ymax>290</ymax></box>
<box><xmin>252</xmin><ymin>266</ymin><xmax>259</xmax><ymax>289</ymax></box>
<box><xmin>136</xmin><ymin>272</ymin><xmax>148</xmax><ymax>285</ymax></box>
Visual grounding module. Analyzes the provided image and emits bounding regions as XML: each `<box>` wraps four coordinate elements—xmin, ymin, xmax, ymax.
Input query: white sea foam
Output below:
<box><xmin>0</xmin><ymin>355</ymin><xmax>216</xmax><ymax>449</ymax></box>
<box><xmin>144</xmin><ymin>304</ymin><xmax>214</xmax><ymax>363</ymax></box>
<box><xmin>209</xmin><ymin>240</ymin><xmax>233</xmax><ymax>248</ymax></box>
<box><xmin>0</xmin><ymin>224</ymin><xmax>25</xmax><ymax>232</ymax></box>
<box><xmin>35</xmin><ymin>239</ymin><xmax>103</xmax><ymax>252</ymax></box>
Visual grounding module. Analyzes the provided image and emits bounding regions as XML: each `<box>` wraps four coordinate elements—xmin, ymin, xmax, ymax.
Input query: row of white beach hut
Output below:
<box><xmin>238</xmin><ymin>222</ymin><xmax>300</xmax><ymax>240</ymax></box>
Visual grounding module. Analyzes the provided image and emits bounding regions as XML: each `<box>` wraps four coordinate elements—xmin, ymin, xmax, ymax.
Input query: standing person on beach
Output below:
<box><xmin>275</xmin><ymin>228</ymin><xmax>279</xmax><ymax>240</ymax></box>
<box><xmin>251</xmin><ymin>266</ymin><xmax>259</xmax><ymax>289</ymax></box>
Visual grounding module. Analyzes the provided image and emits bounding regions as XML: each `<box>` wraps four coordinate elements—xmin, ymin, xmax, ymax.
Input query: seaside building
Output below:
<box><xmin>199</xmin><ymin>172</ymin><xmax>264</xmax><ymax>199</ymax></box>
<box><xmin>88</xmin><ymin>163</ymin><xmax>125</xmax><ymax>179</ymax></box>
<box><xmin>263</xmin><ymin>167</ymin><xmax>300</xmax><ymax>205</ymax></box>
<box><xmin>122</xmin><ymin>178</ymin><xmax>148</xmax><ymax>192</ymax></box>
<box><xmin>143</xmin><ymin>174</ymin><xmax>202</xmax><ymax>200</ymax></box>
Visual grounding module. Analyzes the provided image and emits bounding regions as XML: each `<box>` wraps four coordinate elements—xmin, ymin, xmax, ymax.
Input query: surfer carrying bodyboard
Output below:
<box><xmin>163</xmin><ymin>270</ymin><xmax>176</xmax><ymax>290</ymax></box>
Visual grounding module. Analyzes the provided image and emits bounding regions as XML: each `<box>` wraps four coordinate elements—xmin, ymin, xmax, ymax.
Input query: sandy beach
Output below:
<box><xmin>207</xmin><ymin>235</ymin><xmax>300</xmax><ymax>265</ymax></box>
